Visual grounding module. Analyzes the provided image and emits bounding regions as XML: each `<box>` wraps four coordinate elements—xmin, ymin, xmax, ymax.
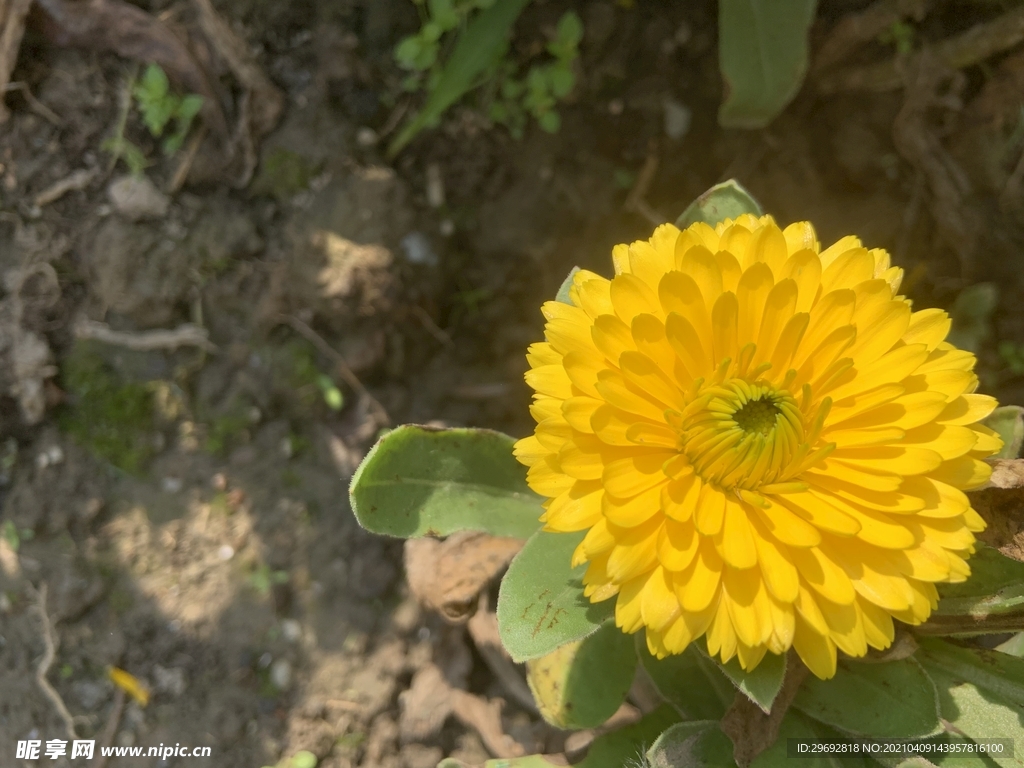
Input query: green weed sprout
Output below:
<box><xmin>389</xmin><ymin>0</ymin><xmax>581</xmax><ymax>154</ymax></box>
<box><xmin>133</xmin><ymin>64</ymin><xmax>204</xmax><ymax>155</ymax></box>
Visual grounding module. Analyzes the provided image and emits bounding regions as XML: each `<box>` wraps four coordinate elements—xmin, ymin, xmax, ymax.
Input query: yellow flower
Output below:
<box><xmin>514</xmin><ymin>215</ymin><xmax>1001</xmax><ymax>679</ymax></box>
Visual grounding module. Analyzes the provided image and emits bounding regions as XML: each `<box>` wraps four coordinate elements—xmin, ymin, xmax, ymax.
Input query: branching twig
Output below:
<box><xmin>31</xmin><ymin>584</ymin><xmax>78</xmax><ymax>742</ymax></box>
<box><xmin>276</xmin><ymin>314</ymin><xmax>390</xmax><ymax>426</ymax></box>
<box><xmin>0</xmin><ymin>0</ymin><xmax>34</xmax><ymax>123</ymax></box>
<box><xmin>74</xmin><ymin>318</ymin><xmax>217</xmax><ymax>352</ymax></box>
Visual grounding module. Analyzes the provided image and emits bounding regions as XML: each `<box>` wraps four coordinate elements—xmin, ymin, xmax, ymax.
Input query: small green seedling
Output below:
<box><xmin>248</xmin><ymin>564</ymin><xmax>289</xmax><ymax>596</ymax></box>
<box><xmin>261</xmin><ymin>750</ymin><xmax>317</xmax><ymax>768</ymax></box>
<box><xmin>133</xmin><ymin>64</ymin><xmax>204</xmax><ymax>155</ymax></box>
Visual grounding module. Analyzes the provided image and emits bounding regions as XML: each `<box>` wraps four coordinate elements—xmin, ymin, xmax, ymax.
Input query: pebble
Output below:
<box><xmin>356</xmin><ymin>127</ymin><xmax>379</xmax><ymax>147</ymax></box>
<box><xmin>663</xmin><ymin>97</ymin><xmax>692</xmax><ymax>140</ymax></box>
<box><xmin>270</xmin><ymin>659</ymin><xmax>292</xmax><ymax>690</ymax></box>
<box><xmin>281</xmin><ymin>619</ymin><xmax>302</xmax><ymax>644</ymax></box>
<box><xmin>401</xmin><ymin>231</ymin><xmax>438</xmax><ymax>267</ymax></box>
<box><xmin>161</xmin><ymin>477</ymin><xmax>183</xmax><ymax>494</ymax></box>
<box><xmin>107</xmin><ymin>175</ymin><xmax>170</xmax><ymax>221</ymax></box>
<box><xmin>217</xmin><ymin>545</ymin><xmax>235</xmax><ymax>561</ymax></box>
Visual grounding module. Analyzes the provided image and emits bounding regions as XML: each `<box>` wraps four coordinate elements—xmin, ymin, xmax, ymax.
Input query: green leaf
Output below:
<box><xmin>555</xmin><ymin>267</ymin><xmax>580</xmax><ymax>305</ymax></box>
<box><xmin>548</xmin><ymin>65</ymin><xmax>574</xmax><ymax>98</ymax></box>
<box><xmin>948</xmin><ymin>283</ymin><xmax>998</xmax><ymax>353</ymax></box>
<box><xmin>996</xmin><ymin>632</ymin><xmax>1024</xmax><ymax>657</ymax></box>
<box><xmin>917</xmin><ymin>637</ymin><xmax>1024</xmax><ymax>711</ymax></box>
<box><xmin>676</xmin><ymin>179</ymin><xmax>764</xmax><ymax>229</ymax></box>
<box><xmin>697</xmin><ymin>645</ymin><xmax>787</xmax><ymax>714</ymax></box>
<box><xmin>919</xmin><ymin>653</ymin><xmax>1024</xmax><ymax>768</ymax></box>
<box><xmin>349</xmin><ymin>425</ymin><xmax>544</xmax><ymax>539</ymax></box>
<box><xmin>750</xmin><ymin>710</ymin><xmax>863</xmax><ymax>768</ymax></box>
<box><xmin>537</xmin><ymin>110</ymin><xmax>561</xmax><ymax>133</ymax></box>
<box><xmin>497</xmin><ymin>529</ymin><xmax>615</xmax><ymax>662</ymax></box>
<box><xmin>555</xmin><ymin>11</ymin><xmax>583</xmax><ymax>48</ymax></box>
<box><xmin>984</xmin><ymin>405</ymin><xmax>1023</xmax><ymax>459</ymax></box>
<box><xmin>395</xmin><ymin>36</ymin><xmax>424</xmax><ymax>69</ymax></box>
<box><xmin>931</xmin><ymin>544</ymin><xmax>1024</xmax><ymax>626</ymax></box>
<box><xmin>638</xmin><ymin>642</ymin><xmax>734</xmax><ymax>720</ymax></box>
<box><xmin>428</xmin><ymin>0</ymin><xmax>460</xmax><ymax>30</ymax></box>
<box><xmin>579</xmin><ymin>705</ymin><xmax>681</xmax><ymax>768</ymax></box>
<box><xmin>389</xmin><ymin>0</ymin><xmax>532</xmax><ymax>156</ymax></box>
<box><xmin>793</xmin><ymin>658</ymin><xmax>942</xmax><ymax>739</ymax></box>
<box><xmin>646</xmin><ymin>721</ymin><xmax>737</xmax><ymax>768</ymax></box>
<box><xmin>526</xmin><ymin>619</ymin><xmax>636</xmax><ymax>729</ymax></box>
<box><xmin>717</xmin><ymin>0</ymin><xmax>817</xmax><ymax>128</ymax></box>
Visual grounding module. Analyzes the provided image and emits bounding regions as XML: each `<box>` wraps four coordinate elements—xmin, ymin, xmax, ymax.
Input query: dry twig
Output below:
<box><xmin>819</xmin><ymin>4</ymin><xmax>1024</xmax><ymax>93</ymax></box>
<box><xmin>3</xmin><ymin>82</ymin><xmax>64</xmax><ymax>126</ymax></box>
<box><xmin>0</xmin><ymin>0</ymin><xmax>33</xmax><ymax>122</ymax></box>
<box><xmin>277</xmin><ymin>313</ymin><xmax>390</xmax><ymax>427</ymax></box>
<box><xmin>31</xmin><ymin>584</ymin><xmax>78</xmax><ymax>742</ymax></box>
<box><xmin>93</xmin><ymin>688</ymin><xmax>125</xmax><ymax>768</ymax></box>
<box><xmin>34</xmin><ymin>168</ymin><xmax>100</xmax><ymax>207</ymax></box>
<box><xmin>814</xmin><ymin>0</ymin><xmax>930</xmax><ymax>73</ymax></box>
<box><xmin>74</xmin><ymin>318</ymin><xmax>217</xmax><ymax>352</ymax></box>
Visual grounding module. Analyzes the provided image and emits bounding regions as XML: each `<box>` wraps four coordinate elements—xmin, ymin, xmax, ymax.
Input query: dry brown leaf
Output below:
<box><xmin>450</xmin><ymin>688</ymin><xmax>525</xmax><ymax>760</ymax></box>
<box><xmin>467</xmin><ymin>595</ymin><xmax>536</xmax><ymax>713</ymax></box>
<box><xmin>398</xmin><ymin>664</ymin><xmax>453</xmax><ymax>744</ymax></box>
<box><xmin>720</xmin><ymin>653</ymin><xmax>809</xmax><ymax>768</ymax></box>
<box><xmin>404</xmin><ymin>532</ymin><xmax>523</xmax><ymax>622</ymax></box>
<box><xmin>970</xmin><ymin>464</ymin><xmax>1024</xmax><ymax>561</ymax></box>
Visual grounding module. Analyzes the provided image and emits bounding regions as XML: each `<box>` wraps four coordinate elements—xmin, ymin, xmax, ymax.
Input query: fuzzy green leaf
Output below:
<box><xmin>581</xmin><ymin>705</ymin><xmax>681</xmax><ymax>767</ymax></box>
<box><xmin>349</xmin><ymin>425</ymin><xmax>543</xmax><ymax>539</ymax></box>
<box><xmin>793</xmin><ymin>658</ymin><xmax>942</xmax><ymax>739</ymax></box>
<box><xmin>676</xmin><ymin>179</ymin><xmax>764</xmax><ymax>229</ymax></box>
<box><xmin>646</xmin><ymin>721</ymin><xmax>737</xmax><ymax>768</ymax></box>
<box><xmin>526</xmin><ymin>619</ymin><xmax>636</xmax><ymax>729</ymax></box>
<box><xmin>930</xmin><ymin>544</ymin><xmax>1024</xmax><ymax>628</ymax></box>
<box><xmin>638</xmin><ymin>642</ymin><xmax>734</xmax><ymax>721</ymax></box>
<box><xmin>718</xmin><ymin>0</ymin><xmax>817</xmax><ymax>128</ymax></box>
<box><xmin>984</xmin><ymin>405</ymin><xmax>1024</xmax><ymax>459</ymax></box>
<box><xmin>389</xmin><ymin>0</ymin><xmax>532</xmax><ymax>156</ymax></box>
<box><xmin>697</xmin><ymin>645</ymin><xmax>787</xmax><ymax>714</ymax></box>
<box><xmin>555</xmin><ymin>267</ymin><xmax>580</xmax><ymax>305</ymax></box>
<box><xmin>750</xmin><ymin>710</ymin><xmax>863</xmax><ymax>768</ymax></box>
<box><xmin>497</xmin><ymin>529</ymin><xmax>615</xmax><ymax>662</ymax></box>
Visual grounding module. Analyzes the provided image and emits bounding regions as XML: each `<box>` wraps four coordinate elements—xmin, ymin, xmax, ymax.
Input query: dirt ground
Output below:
<box><xmin>2</xmin><ymin>0</ymin><xmax>1024</xmax><ymax>766</ymax></box>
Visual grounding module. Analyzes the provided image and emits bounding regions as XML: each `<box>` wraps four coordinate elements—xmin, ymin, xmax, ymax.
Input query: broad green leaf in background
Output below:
<box><xmin>497</xmin><ymin>529</ymin><xmax>615</xmax><ymax>661</ymax></box>
<box><xmin>916</xmin><ymin>638</ymin><xmax>1024</xmax><ymax>711</ymax></box>
<box><xmin>555</xmin><ymin>266</ymin><xmax>581</xmax><ymax>305</ymax></box>
<box><xmin>526</xmin><ymin>619</ymin><xmax>636</xmax><ymax>729</ymax></box>
<box><xmin>793</xmin><ymin>658</ymin><xmax>942</xmax><ymax>739</ymax></box>
<box><xmin>749</xmin><ymin>710</ymin><xmax>864</xmax><ymax>768</ymax></box>
<box><xmin>579</xmin><ymin>705</ymin><xmax>682</xmax><ymax>768</ymax></box>
<box><xmin>697</xmin><ymin>645</ymin><xmax>787</xmax><ymax>714</ymax></box>
<box><xmin>676</xmin><ymin>179</ymin><xmax>764</xmax><ymax>229</ymax></box>
<box><xmin>646</xmin><ymin>721</ymin><xmax>737</xmax><ymax>768</ymax></box>
<box><xmin>996</xmin><ymin>632</ymin><xmax>1024</xmax><ymax>656</ymax></box>
<box><xmin>947</xmin><ymin>283</ymin><xmax>998</xmax><ymax>353</ymax></box>
<box><xmin>349</xmin><ymin>425</ymin><xmax>543</xmax><ymax>539</ymax></box>
<box><xmin>389</xmin><ymin>0</ymin><xmax>533</xmax><ymax>156</ymax></box>
<box><xmin>717</xmin><ymin>0</ymin><xmax>818</xmax><ymax>128</ymax></box>
<box><xmin>638</xmin><ymin>642</ymin><xmax>734</xmax><ymax>720</ymax></box>
<box><xmin>928</xmin><ymin>544</ymin><xmax>1024</xmax><ymax>632</ymax></box>
<box><xmin>984</xmin><ymin>405</ymin><xmax>1023</xmax><ymax>459</ymax></box>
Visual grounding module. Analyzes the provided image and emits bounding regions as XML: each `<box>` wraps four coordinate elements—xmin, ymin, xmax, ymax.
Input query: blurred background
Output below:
<box><xmin>0</xmin><ymin>0</ymin><xmax>1022</xmax><ymax>765</ymax></box>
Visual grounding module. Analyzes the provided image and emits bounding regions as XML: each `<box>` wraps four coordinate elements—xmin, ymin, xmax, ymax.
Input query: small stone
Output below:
<box><xmin>0</xmin><ymin>594</ymin><xmax>10</xmax><ymax>613</ymax></box>
<box><xmin>46</xmin><ymin>445</ymin><xmax>64</xmax><ymax>465</ymax></box>
<box><xmin>400</xmin><ymin>231</ymin><xmax>437</xmax><ymax>267</ymax></box>
<box><xmin>356</xmin><ymin>127</ymin><xmax>379</xmax><ymax>147</ymax></box>
<box><xmin>426</xmin><ymin>163</ymin><xmax>445</xmax><ymax>208</ymax></box>
<box><xmin>107</xmin><ymin>175</ymin><xmax>170</xmax><ymax>221</ymax></box>
<box><xmin>152</xmin><ymin>665</ymin><xmax>186</xmax><ymax>697</ymax></box>
<box><xmin>281</xmin><ymin>619</ymin><xmax>302</xmax><ymax>643</ymax></box>
<box><xmin>116</xmin><ymin>730</ymin><xmax>136</xmax><ymax>748</ymax></box>
<box><xmin>663</xmin><ymin>97</ymin><xmax>692</xmax><ymax>140</ymax></box>
<box><xmin>257</xmin><ymin>652</ymin><xmax>273</xmax><ymax>670</ymax></box>
<box><xmin>161</xmin><ymin>477</ymin><xmax>183</xmax><ymax>494</ymax></box>
<box><xmin>218</xmin><ymin>545</ymin><xmax>235</xmax><ymax>561</ymax></box>
<box><xmin>439</xmin><ymin>219</ymin><xmax>455</xmax><ymax>237</ymax></box>
<box><xmin>72</xmin><ymin>679</ymin><xmax>111</xmax><ymax>710</ymax></box>
<box><xmin>608</xmin><ymin>98</ymin><xmax>625</xmax><ymax>115</ymax></box>
<box><xmin>270</xmin><ymin>658</ymin><xmax>292</xmax><ymax>690</ymax></box>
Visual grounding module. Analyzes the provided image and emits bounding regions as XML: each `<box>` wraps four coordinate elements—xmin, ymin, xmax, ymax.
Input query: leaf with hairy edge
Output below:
<box><xmin>581</xmin><ymin>705</ymin><xmax>681</xmax><ymax>768</ymax></box>
<box><xmin>749</xmin><ymin>710</ymin><xmax>864</xmax><ymax>768</ymax></box>
<box><xmin>717</xmin><ymin>0</ymin><xmax>818</xmax><ymax>128</ymax></box>
<box><xmin>526</xmin><ymin>620</ymin><xmax>636</xmax><ymax>729</ymax></box>
<box><xmin>917</xmin><ymin>637</ymin><xmax>1024</xmax><ymax>711</ymax></box>
<box><xmin>676</xmin><ymin>179</ymin><xmax>763</xmax><ymax>229</ymax></box>
<box><xmin>349</xmin><ymin>425</ymin><xmax>544</xmax><ymax>539</ymax></box>
<box><xmin>497</xmin><ymin>529</ymin><xmax>615</xmax><ymax>661</ymax></box>
<box><xmin>646</xmin><ymin>721</ymin><xmax>737</xmax><ymax>768</ymax></box>
<box><xmin>555</xmin><ymin>267</ymin><xmax>581</xmax><ymax>305</ymax></box>
<box><xmin>698</xmin><ymin>645</ymin><xmax>787</xmax><ymax>714</ymax></box>
<box><xmin>793</xmin><ymin>658</ymin><xmax>942</xmax><ymax>739</ymax></box>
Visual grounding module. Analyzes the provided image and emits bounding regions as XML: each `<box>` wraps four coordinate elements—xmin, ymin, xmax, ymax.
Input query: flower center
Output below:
<box><xmin>733</xmin><ymin>397</ymin><xmax>782</xmax><ymax>436</ymax></box>
<box><xmin>678</xmin><ymin>379</ymin><xmax>808</xmax><ymax>490</ymax></box>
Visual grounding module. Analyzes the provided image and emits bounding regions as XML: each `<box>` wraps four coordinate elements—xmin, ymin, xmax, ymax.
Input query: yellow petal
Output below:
<box><xmin>658</xmin><ymin>518</ymin><xmax>700</xmax><ymax>571</ymax></box>
<box><xmin>718</xmin><ymin>497</ymin><xmax>758</xmax><ymax>569</ymax></box>
<box><xmin>610</xmin><ymin>273</ymin><xmax>661</xmax><ymax>325</ymax></box>
<box><xmin>603</xmin><ymin>481</ymin><xmax>665</xmax><ymax>527</ymax></box>
<box><xmin>603</xmin><ymin>451</ymin><xmax>674</xmax><ymax>498</ymax></box>
<box><xmin>641</xmin><ymin>565</ymin><xmax>681</xmax><ymax>632</ymax></box>
<box><xmin>676</xmin><ymin>540</ymin><xmax>723</xmax><ymax>612</ymax></box>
